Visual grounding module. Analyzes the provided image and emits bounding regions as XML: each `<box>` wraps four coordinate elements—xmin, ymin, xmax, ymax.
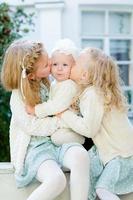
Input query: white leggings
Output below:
<box><xmin>96</xmin><ymin>188</ymin><xmax>121</xmax><ymax>200</ymax></box>
<box><xmin>27</xmin><ymin>146</ymin><xmax>89</xmax><ymax>200</ymax></box>
<box><xmin>63</xmin><ymin>146</ymin><xmax>89</xmax><ymax>200</ymax></box>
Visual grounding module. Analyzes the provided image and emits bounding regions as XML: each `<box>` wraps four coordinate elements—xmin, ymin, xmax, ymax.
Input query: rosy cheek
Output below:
<box><xmin>72</xmin><ymin>67</ymin><xmax>75</xmax><ymax>73</ymax></box>
<box><xmin>70</xmin><ymin>68</ymin><xmax>73</xmax><ymax>74</ymax></box>
<box><xmin>47</xmin><ymin>66</ymin><xmax>50</xmax><ymax>72</ymax></box>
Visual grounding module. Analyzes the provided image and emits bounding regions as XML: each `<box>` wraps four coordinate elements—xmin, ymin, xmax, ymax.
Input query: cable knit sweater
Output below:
<box><xmin>34</xmin><ymin>79</ymin><xmax>85</xmax><ymax>145</ymax></box>
<box><xmin>10</xmin><ymin>89</ymin><xmax>60</xmax><ymax>174</ymax></box>
<box><xmin>35</xmin><ymin>79</ymin><xmax>78</xmax><ymax>118</ymax></box>
<box><xmin>61</xmin><ymin>86</ymin><xmax>133</xmax><ymax>165</ymax></box>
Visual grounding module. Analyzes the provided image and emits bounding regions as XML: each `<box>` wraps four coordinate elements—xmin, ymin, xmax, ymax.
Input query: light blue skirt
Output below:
<box><xmin>15</xmin><ymin>136</ymin><xmax>81</xmax><ymax>188</ymax></box>
<box><xmin>88</xmin><ymin>146</ymin><xmax>133</xmax><ymax>200</ymax></box>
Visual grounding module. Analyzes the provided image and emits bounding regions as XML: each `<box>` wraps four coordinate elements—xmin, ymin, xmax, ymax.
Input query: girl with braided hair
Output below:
<box><xmin>1</xmin><ymin>39</ymin><xmax>89</xmax><ymax>200</ymax></box>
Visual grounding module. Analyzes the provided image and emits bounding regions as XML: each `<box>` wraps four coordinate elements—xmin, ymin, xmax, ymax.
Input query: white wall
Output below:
<box><xmin>3</xmin><ymin>0</ymin><xmax>65</xmax><ymax>52</ymax></box>
<box><xmin>34</xmin><ymin>1</ymin><xmax>64</xmax><ymax>52</ymax></box>
<box><xmin>5</xmin><ymin>0</ymin><xmax>133</xmax><ymax>52</ymax></box>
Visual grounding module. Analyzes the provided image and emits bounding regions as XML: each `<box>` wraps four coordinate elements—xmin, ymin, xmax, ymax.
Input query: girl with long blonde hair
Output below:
<box><xmin>1</xmin><ymin>39</ymin><xmax>89</xmax><ymax>200</ymax></box>
<box><xmin>59</xmin><ymin>47</ymin><xmax>133</xmax><ymax>200</ymax></box>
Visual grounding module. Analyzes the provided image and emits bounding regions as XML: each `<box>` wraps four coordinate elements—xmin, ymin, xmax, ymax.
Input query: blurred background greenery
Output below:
<box><xmin>0</xmin><ymin>2</ymin><xmax>34</xmax><ymax>161</ymax></box>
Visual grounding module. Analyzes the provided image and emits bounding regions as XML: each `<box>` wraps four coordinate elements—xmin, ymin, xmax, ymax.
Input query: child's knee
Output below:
<box><xmin>52</xmin><ymin>171</ymin><xmax>67</xmax><ymax>192</ymax></box>
<box><xmin>67</xmin><ymin>146</ymin><xmax>89</xmax><ymax>167</ymax></box>
<box><xmin>74</xmin><ymin>147</ymin><xmax>88</xmax><ymax>162</ymax></box>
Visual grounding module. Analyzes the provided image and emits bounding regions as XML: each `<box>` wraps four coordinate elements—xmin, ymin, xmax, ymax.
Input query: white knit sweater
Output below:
<box><xmin>10</xmin><ymin>89</ymin><xmax>60</xmax><ymax>174</ymax></box>
<box><xmin>34</xmin><ymin>79</ymin><xmax>85</xmax><ymax>145</ymax></box>
<box><xmin>35</xmin><ymin>79</ymin><xmax>78</xmax><ymax>118</ymax></box>
<box><xmin>61</xmin><ymin>86</ymin><xmax>133</xmax><ymax>165</ymax></box>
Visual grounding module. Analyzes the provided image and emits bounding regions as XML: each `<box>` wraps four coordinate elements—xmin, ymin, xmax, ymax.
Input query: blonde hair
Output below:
<box><xmin>1</xmin><ymin>39</ymin><xmax>50</xmax><ymax>106</ymax></box>
<box><xmin>72</xmin><ymin>47</ymin><xmax>127</xmax><ymax>112</ymax></box>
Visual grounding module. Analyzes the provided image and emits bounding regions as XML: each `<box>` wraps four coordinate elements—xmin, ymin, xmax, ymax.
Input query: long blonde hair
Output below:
<box><xmin>72</xmin><ymin>47</ymin><xmax>127</xmax><ymax>112</ymax></box>
<box><xmin>1</xmin><ymin>39</ymin><xmax>50</xmax><ymax>106</ymax></box>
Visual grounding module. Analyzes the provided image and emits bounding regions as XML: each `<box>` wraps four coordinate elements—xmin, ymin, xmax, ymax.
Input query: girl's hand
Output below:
<box><xmin>25</xmin><ymin>105</ymin><xmax>35</xmax><ymax>115</ymax></box>
<box><xmin>56</xmin><ymin>109</ymin><xmax>68</xmax><ymax>118</ymax></box>
<box><xmin>56</xmin><ymin>112</ymin><xmax>62</xmax><ymax>118</ymax></box>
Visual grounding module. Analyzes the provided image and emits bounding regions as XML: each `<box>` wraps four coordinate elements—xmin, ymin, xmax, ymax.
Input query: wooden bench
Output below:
<box><xmin>0</xmin><ymin>163</ymin><xmax>133</xmax><ymax>200</ymax></box>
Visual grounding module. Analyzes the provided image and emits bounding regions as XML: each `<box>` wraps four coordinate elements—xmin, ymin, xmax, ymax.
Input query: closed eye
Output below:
<box><xmin>63</xmin><ymin>63</ymin><xmax>68</xmax><ymax>67</ymax></box>
<box><xmin>53</xmin><ymin>63</ymin><xmax>57</xmax><ymax>66</ymax></box>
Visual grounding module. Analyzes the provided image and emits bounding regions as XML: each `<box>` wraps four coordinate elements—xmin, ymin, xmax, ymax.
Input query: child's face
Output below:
<box><xmin>51</xmin><ymin>52</ymin><xmax>74</xmax><ymax>82</ymax></box>
<box><xmin>34</xmin><ymin>53</ymin><xmax>50</xmax><ymax>79</ymax></box>
<box><xmin>70</xmin><ymin>53</ymin><xmax>88</xmax><ymax>84</ymax></box>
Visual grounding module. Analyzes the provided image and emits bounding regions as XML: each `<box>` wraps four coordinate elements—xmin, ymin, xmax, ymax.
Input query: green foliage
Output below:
<box><xmin>0</xmin><ymin>2</ymin><xmax>34</xmax><ymax>161</ymax></box>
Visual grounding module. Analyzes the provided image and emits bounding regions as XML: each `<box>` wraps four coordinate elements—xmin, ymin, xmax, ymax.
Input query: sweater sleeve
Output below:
<box><xmin>10</xmin><ymin>90</ymin><xmax>59</xmax><ymax>136</ymax></box>
<box><xmin>61</xmin><ymin>88</ymin><xmax>104</xmax><ymax>138</ymax></box>
<box><xmin>35</xmin><ymin>80</ymin><xmax>78</xmax><ymax>118</ymax></box>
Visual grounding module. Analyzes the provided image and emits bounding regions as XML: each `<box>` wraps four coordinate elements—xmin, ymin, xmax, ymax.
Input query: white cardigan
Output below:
<box><xmin>35</xmin><ymin>79</ymin><xmax>78</xmax><ymax>118</ymax></box>
<box><xmin>10</xmin><ymin>89</ymin><xmax>60</xmax><ymax>174</ymax></box>
<box><xmin>61</xmin><ymin>86</ymin><xmax>133</xmax><ymax>165</ymax></box>
<box><xmin>34</xmin><ymin>79</ymin><xmax>85</xmax><ymax>145</ymax></box>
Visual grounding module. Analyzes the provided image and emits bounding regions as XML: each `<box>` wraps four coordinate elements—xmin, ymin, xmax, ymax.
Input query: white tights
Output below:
<box><xmin>96</xmin><ymin>188</ymin><xmax>120</xmax><ymax>200</ymax></box>
<box><xmin>27</xmin><ymin>160</ymin><xmax>66</xmax><ymax>200</ymax></box>
<box><xmin>27</xmin><ymin>146</ymin><xmax>89</xmax><ymax>200</ymax></box>
<box><xmin>62</xmin><ymin>146</ymin><xmax>89</xmax><ymax>200</ymax></box>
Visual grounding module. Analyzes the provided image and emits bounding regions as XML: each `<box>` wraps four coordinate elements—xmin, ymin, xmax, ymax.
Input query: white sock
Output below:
<box><xmin>27</xmin><ymin>160</ymin><xmax>66</xmax><ymax>200</ymax></box>
<box><xmin>96</xmin><ymin>188</ymin><xmax>120</xmax><ymax>200</ymax></box>
<box><xmin>63</xmin><ymin>146</ymin><xmax>89</xmax><ymax>200</ymax></box>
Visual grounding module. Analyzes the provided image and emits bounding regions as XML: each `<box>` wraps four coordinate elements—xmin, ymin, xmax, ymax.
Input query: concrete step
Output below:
<box><xmin>0</xmin><ymin>163</ymin><xmax>133</xmax><ymax>200</ymax></box>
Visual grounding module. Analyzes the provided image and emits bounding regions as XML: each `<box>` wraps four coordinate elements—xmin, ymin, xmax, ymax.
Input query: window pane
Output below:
<box><xmin>81</xmin><ymin>11</ymin><xmax>105</xmax><ymax>36</ymax></box>
<box><xmin>109</xmin><ymin>12</ymin><xmax>131</xmax><ymax>35</ymax></box>
<box><xmin>119</xmin><ymin>64</ymin><xmax>129</xmax><ymax>85</ymax></box>
<box><xmin>110</xmin><ymin>40</ymin><xmax>131</xmax><ymax>61</ymax></box>
<box><xmin>82</xmin><ymin>39</ymin><xmax>103</xmax><ymax>49</ymax></box>
<box><xmin>124</xmin><ymin>89</ymin><xmax>132</xmax><ymax>105</ymax></box>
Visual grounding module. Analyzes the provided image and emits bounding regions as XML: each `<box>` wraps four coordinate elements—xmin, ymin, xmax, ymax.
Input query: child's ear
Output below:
<box><xmin>27</xmin><ymin>73</ymin><xmax>35</xmax><ymax>80</ymax></box>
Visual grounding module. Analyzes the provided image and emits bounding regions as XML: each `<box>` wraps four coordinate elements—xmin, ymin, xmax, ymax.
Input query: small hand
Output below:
<box><xmin>25</xmin><ymin>105</ymin><xmax>35</xmax><ymax>115</ymax></box>
<box><xmin>56</xmin><ymin>109</ymin><xmax>68</xmax><ymax>118</ymax></box>
<box><xmin>56</xmin><ymin>112</ymin><xmax>62</xmax><ymax>118</ymax></box>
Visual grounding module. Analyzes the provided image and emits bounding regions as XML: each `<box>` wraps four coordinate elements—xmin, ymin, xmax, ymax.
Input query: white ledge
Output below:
<box><xmin>0</xmin><ymin>163</ymin><xmax>133</xmax><ymax>200</ymax></box>
<box><xmin>0</xmin><ymin>162</ymin><xmax>14</xmax><ymax>174</ymax></box>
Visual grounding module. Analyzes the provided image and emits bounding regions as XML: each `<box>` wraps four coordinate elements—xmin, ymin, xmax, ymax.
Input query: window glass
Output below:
<box><xmin>109</xmin><ymin>12</ymin><xmax>131</xmax><ymax>35</ymax></box>
<box><xmin>81</xmin><ymin>11</ymin><xmax>105</xmax><ymax>36</ymax></box>
<box><xmin>110</xmin><ymin>40</ymin><xmax>131</xmax><ymax>61</ymax></box>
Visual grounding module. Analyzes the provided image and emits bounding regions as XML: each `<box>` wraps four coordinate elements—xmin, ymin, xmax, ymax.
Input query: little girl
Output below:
<box><xmin>59</xmin><ymin>47</ymin><xmax>133</xmax><ymax>200</ymax></box>
<box><xmin>26</xmin><ymin>38</ymin><xmax>85</xmax><ymax>145</ymax></box>
<box><xmin>1</xmin><ymin>39</ymin><xmax>89</xmax><ymax>200</ymax></box>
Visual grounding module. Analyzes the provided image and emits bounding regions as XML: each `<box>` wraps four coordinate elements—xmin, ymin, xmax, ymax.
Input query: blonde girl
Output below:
<box><xmin>1</xmin><ymin>39</ymin><xmax>89</xmax><ymax>200</ymax></box>
<box><xmin>59</xmin><ymin>48</ymin><xmax>133</xmax><ymax>200</ymax></box>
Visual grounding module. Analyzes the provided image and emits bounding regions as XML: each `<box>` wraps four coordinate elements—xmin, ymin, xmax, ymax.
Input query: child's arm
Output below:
<box><xmin>60</xmin><ymin>88</ymin><xmax>104</xmax><ymax>138</ymax></box>
<box><xmin>34</xmin><ymin>80</ymin><xmax>78</xmax><ymax>118</ymax></box>
<box><xmin>10</xmin><ymin>90</ymin><xmax>60</xmax><ymax>137</ymax></box>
